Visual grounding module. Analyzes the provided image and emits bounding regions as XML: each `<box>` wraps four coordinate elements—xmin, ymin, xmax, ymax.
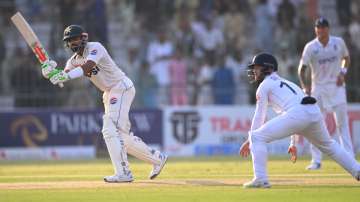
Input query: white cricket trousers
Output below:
<box><xmin>103</xmin><ymin>77</ymin><xmax>135</xmax><ymax>136</ymax></box>
<box><xmin>249</xmin><ymin>104</ymin><xmax>360</xmax><ymax>182</ymax></box>
<box><xmin>310</xmin><ymin>103</ymin><xmax>355</xmax><ymax>164</ymax></box>
<box><xmin>103</xmin><ymin>77</ymin><xmax>162</xmax><ymax>168</ymax></box>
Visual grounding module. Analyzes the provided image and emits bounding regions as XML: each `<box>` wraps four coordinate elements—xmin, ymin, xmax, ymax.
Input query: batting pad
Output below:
<box><xmin>102</xmin><ymin>116</ymin><xmax>130</xmax><ymax>175</ymax></box>
<box><xmin>122</xmin><ymin>132</ymin><xmax>162</xmax><ymax>165</ymax></box>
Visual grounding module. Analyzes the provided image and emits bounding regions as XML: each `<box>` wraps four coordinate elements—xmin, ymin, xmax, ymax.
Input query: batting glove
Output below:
<box><xmin>49</xmin><ymin>69</ymin><xmax>70</xmax><ymax>85</ymax></box>
<box><xmin>41</xmin><ymin>60</ymin><xmax>57</xmax><ymax>79</ymax></box>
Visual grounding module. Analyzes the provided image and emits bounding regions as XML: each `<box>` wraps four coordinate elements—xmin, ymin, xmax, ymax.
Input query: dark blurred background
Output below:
<box><xmin>1</xmin><ymin>0</ymin><xmax>360</xmax><ymax>109</ymax></box>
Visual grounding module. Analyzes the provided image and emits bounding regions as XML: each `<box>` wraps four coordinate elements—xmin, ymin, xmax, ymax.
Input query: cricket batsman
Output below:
<box><xmin>42</xmin><ymin>25</ymin><xmax>167</xmax><ymax>182</ymax></box>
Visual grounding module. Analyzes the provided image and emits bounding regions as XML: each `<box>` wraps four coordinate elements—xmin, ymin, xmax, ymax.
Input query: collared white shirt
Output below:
<box><xmin>251</xmin><ymin>73</ymin><xmax>305</xmax><ymax>130</ymax></box>
<box><xmin>300</xmin><ymin>36</ymin><xmax>349</xmax><ymax>86</ymax></box>
<box><xmin>65</xmin><ymin>42</ymin><xmax>126</xmax><ymax>92</ymax></box>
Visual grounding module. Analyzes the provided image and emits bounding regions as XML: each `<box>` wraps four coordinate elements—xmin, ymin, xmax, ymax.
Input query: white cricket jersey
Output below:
<box><xmin>300</xmin><ymin>36</ymin><xmax>349</xmax><ymax>85</ymax></box>
<box><xmin>65</xmin><ymin>42</ymin><xmax>126</xmax><ymax>91</ymax></box>
<box><xmin>251</xmin><ymin>73</ymin><xmax>305</xmax><ymax>130</ymax></box>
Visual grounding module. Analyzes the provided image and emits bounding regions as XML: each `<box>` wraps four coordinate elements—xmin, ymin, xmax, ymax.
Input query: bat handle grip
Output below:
<box><xmin>58</xmin><ymin>83</ymin><xmax>64</xmax><ymax>88</ymax></box>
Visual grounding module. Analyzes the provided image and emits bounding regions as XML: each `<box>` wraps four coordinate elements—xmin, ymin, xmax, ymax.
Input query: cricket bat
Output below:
<box><xmin>11</xmin><ymin>12</ymin><xmax>63</xmax><ymax>88</ymax></box>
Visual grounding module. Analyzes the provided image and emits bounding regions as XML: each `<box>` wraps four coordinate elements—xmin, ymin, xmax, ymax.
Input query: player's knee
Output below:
<box><xmin>316</xmin><ymin>139</ymin><xmax>337</xmax><ymax>155</ymax></box>
<box><xmin>122</xmin><ymin>132</ymin><xmax>143</xmax><ymax>149</ymax></box>
<box><xmin>102</xmin><ymin>115</ymin><xmax>119</xmax><ymax>139</ymax></box>
<box><xmin>249</xmin><ymin>130</ymin><xmax>264</xmax><ymax>146</ymax></box>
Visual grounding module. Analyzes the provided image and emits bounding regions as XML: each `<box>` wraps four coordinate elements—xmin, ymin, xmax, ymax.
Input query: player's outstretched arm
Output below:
<box><xmin>288</xmin><ymin>145</ymin><xmax>297</xmax><ymax>163</ymax></box>
<box><xmin>287</xmin><ymin>135</ymin><xmax>298</xmax><ymax>163</ymax></box>
<box><xmin>239</xmin><ymin>139</ymin><xmax>250</xmax><ymax>157</ymax></box>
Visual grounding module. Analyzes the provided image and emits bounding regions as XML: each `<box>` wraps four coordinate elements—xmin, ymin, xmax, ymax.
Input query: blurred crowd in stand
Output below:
<box><xmin>1</xmin><ymin>0</ymin><xmax>360</xmax><ymax>108</ymax></box>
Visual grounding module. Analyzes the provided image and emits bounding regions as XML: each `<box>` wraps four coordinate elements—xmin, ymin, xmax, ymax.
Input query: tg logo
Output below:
<box><xmin>170</xmin><ymin>111</ymin><xmax>201</xmax><ymax>144</ymax></box>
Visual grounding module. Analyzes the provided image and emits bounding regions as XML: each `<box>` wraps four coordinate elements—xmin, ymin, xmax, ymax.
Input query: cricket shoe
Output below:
<box><xmin>104</xmin><ymin>172</ymin><xmax>133</xmax><ymax>183</ymax></box>
<box><xmin>355</xmin><ymin>170</ymin><xmax>360</xmax><ymax>181</ymax></box>
<box><xmin>149</xmin><ymin>153</ymin><xmax>168</xmax><ymax>180</ymax></box>
<box><xmin>243</xmin><ymin>179</ymin><xmax>271</xmax><ymax>188</ymax></box>
<box><xmin>306</xmin><ymin>162</ymin><xmax>321</xmax><ymax>170</ymax></box>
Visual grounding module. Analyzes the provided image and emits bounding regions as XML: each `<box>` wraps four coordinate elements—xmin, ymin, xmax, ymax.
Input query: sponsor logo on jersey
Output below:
<box><xmin>318</xmin><ymin>56</ymin><xmax>337</xmax><ymax>65</ymax></box>
<box><xmin>90</xmin><ymin>49</ymin><xmax>97</xmax><ymax>55</ymax></box>
<box><xmin>110</xmin><ymin>97</ymin><xmax>117</xmax><ymax>105</ymax></box>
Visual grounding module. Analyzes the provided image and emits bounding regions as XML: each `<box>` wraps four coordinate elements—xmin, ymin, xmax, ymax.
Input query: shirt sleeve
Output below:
<box><xmin>86</xmin><ymin>42</ymin><xmax>105</xmax><ymax>64</ymax></box>
<box><xmin>299</xmin><ymin>43</ymin><xmax>311</xmax><ymax>67</ymax></box>
<box><xmin>64</xmin><ymin>58</ymin><xmax>75</xmax><ymax>72</ymax></box>
<box><xmin>250</xmin><ymin>82</ymin><xmax>269</xmax><ymax>131</ymax></box>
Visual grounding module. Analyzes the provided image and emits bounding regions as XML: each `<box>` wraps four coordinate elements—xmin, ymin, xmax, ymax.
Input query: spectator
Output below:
<box><xmin>65</xmin><ymin>78</ymin><xmax>96</xmax><ymax>108</ymax></box>
<box><xmin>212</xmin><ymin>55</ymin><xmax>235</xmax><ymax>105</ymax></box>
<box><xmin>146</xmin><ymin>27</ymin><xmax>174</xmax><ymax>106</ymax></box>
<box><xmin>197</xmin><ymin>56</ymin><xmax>214</xmax><ymax>105</ymax></box>
<box><xmin>254</xmin><ymin>0</ymin><xmax>274</xmax><ymax>53</ymax></box>
<box><xmin>274</xmin><ymin>20</ymin><xmax>297</xmax><ymax>55</ymax></box>
<box><xmin>223</xmin><ymin>1</ymin><xmax>247</xmax><ymax>51</ymax></box>
<box><xmin>225</xmin><ymin>48</ymin><xmax>250</xmax><ymax>105</ymax></box>
<box><xmin>171</xmin><ymin>4</ymin><xmax>196</xmax><ymax>57</ymax></box>
<box><xmin>137</xmin><ymin>61</ymin><xmax>158</xmax><ymax>107</ymax></box>
<box><xmin>168</xmin><ymin>45</ymin><xmax>188</xmax><ymax>106</ymax></box>
<box><xmin>348</xmin><ymin>14</ymin><xmax>360</xmax><ymax>52</ymax></box>
<box><xmin>337</xmin><ymin>0</ymin><xmax>352</xmax><ymax>27</ymax></box>
<box><xmin>192</xmin><ymin>14</ymin><xmax>224</xmax><ymax>59</ymax></box>
<box><xmin>277</xmin><ymin>0</ymin><xmax>296</xmax><ymax>29</ymax></box>
<box><xmin>120</xmin><ymin>39</ymin><xmax>141</xmax><ymax>84</ymax></box>
<box><xmin>10</xmin><ymin>49</ymin><xmax>39</xmax><ymax>107</ymax></box>
<box><xmin>295</xmin><ymin>16</ymin><xmax>313</xmax><ymax>54</ymax></box>
<box><xmin>277</xmin><ymin>48</ymin><xmax>297</xmax><ymax>82</ymax></box>
<box><xmin>59</xmin><ymin>0</ymin><xmax>75</xmax><ymax>30</ymax></box>
<box><xmin>88</xmin><ymin>0</ymin><xmax>108</xmax><ymax>46</ymax></box>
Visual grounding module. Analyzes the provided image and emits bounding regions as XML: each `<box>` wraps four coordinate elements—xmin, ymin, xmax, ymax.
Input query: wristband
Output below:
<box><xmin>340</xmin><ymin>67</ymin><xmax>348</xmax><ymax>75</ymax></box>
<box><xmin>68</xmin><ymin>67</ymin><xmax>84</xmax><ymax>79</ymax></box>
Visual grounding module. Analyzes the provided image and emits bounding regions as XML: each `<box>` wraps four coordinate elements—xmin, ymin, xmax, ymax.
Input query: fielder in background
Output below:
<box><xmin>42</xmin><ymin>25</ymin><xmax>167</xmax><ymax>183</ymax></box>
<box><xmin>298</xmin><ymin>17</ymin><xmax>355</xmax><ymax>170</ymax></box>
<box><xmin>239</xmin><ymin>53</ymin><xmax>360</xmax><ymax>188</ymax></box>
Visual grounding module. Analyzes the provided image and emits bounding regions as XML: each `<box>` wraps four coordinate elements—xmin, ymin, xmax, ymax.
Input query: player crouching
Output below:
<box><xmin>239</xmin><ymin>53</ymin><xmax>360</xmax><ymax>188</ymax></box>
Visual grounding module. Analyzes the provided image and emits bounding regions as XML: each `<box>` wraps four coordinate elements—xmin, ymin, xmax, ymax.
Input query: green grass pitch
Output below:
<box><xmin>0</xmin><ymin>156</ymin><xmax>359</xmax><ymax>202</ymax></box>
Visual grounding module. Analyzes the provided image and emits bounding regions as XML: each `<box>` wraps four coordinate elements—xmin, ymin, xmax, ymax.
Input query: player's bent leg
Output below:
<box><xmin>246</xmin><ymin>110</ymin><xmax>310</xmax><ymax>187</ymax></box>
<box><xmin>102</xmin><ymin>115</ymin><xmax>133</xmax><ymax>183</ymax></box>
<box><xmin>108</xmin><ymin>81</ymin><xmax>158</xmax><ymax>165</ymax></box>
<box><xmin>307</xmin><ymin>145</ymin><xmax>322</xmax><ymax>170</ymax></box>
<box><xmin>249</xmin><ymin>131</ymin><xmax>269</xmax><ymax>183</ymax></box>
<box><xmin>334</xmin><ymin>104</ymin><xmax>355</xmax><ymax>157</ymax></box>
<box><xmin>245</xmin><ymin>137</ymin><xmax>271</xmax><ymax>187</ymax></box>
<box><xmin>108</xmin><ymin>81</ymin><xmax>168</xmax><ymax>179</ymax></box>
<box><xmin>307</xmin><ymin>108</ymin><xmax>327</xmax><ymax>170</ymax></box>
<box><xmin>306</xmin><ymin>121</ymin><xmax>360</xmax><ymax>180</ymax></box>
<box><xmin>121</xmin><ymin>132</ymin><xmax>162</xmax><ymax>165</ymax></box>
<box><xmin>121</xmin><ymin>131</ymin><xmax>168</xmax><ymax>179</ymax></box>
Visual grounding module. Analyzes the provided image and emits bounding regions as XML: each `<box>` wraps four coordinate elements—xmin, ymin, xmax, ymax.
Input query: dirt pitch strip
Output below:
<box><xmin>0</xmin><ymin>175</ymin><xmax>358</xmax><ymax>190</ymax></box>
